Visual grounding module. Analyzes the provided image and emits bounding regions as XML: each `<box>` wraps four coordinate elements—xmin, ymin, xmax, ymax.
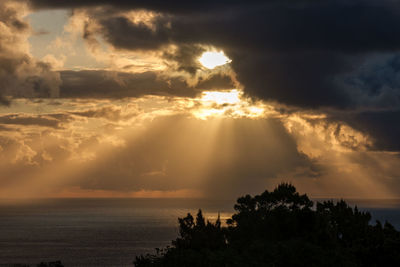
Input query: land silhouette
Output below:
<box><xmin>13</xmin><ymin>261</ymin><xmax>64</xmax><ymax>267</ymax></box>
<box><xmin>134</xmin><ymin>183</ymin><xmax>400</xmax><ymax>267</ymax></box>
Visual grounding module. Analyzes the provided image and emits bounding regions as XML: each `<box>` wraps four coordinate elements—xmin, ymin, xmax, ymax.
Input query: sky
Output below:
<box><xmin>0</xmin><ymin>0</ymin><xmax>399</xmax><ymax>199</ymax></box>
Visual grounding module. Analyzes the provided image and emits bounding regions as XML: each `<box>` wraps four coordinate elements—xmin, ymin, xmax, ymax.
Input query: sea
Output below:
<box><xmin>0</xmin><ymin>198</ymin><xmax>398</xmax><ymax>267</ymax></box>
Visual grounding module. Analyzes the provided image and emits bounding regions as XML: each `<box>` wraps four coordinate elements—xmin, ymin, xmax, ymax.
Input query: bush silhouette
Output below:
<box><xmin>36</xmin><ymin>261</ymin><xmax>64</xmax><ymax>267</ymax></box>
<box><xmin>13</xmin><ymin>261</ymin><xmax>63</xmax><ymax>267</ymax></box>
<box><xmin>134</xmin><ymin>183</ymin><xmax>400</xmax><ymax>267</ymax></box>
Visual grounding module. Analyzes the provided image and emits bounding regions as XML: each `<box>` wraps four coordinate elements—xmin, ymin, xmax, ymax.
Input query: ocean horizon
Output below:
<box><xmin>0</xmin><ymin>198</ymin><xmax>399</xmax><ymax>267</ymax></box>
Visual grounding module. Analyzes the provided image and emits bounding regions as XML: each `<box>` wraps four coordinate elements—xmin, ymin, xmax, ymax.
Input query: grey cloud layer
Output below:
<box><xmin>21</xmin><ymin>0</ymin><xmax>400</xmax><ymax>152</ymax></box>
<box><xmin>81</xmin><ymin>2</ymin><xmax>400</xmax><ymax>109</ymax></box>
<box><xmin>41</xmin><ymin>0</ymin><xmax>400</xmax><ymax>152</ymax></box>
<box><xmin>0</xmin><ymin>1</ymin><xmax>61</xmax><ymax>104</ymax></box>
<box><xmin>60</xmin><ymin>70</ymin><xmax>234</xmax><ymax>98</ymax></box>
<box><xmin>0</xmin><ymin>114</ymin><xmax>69</xmax><ymax>128</ymax></box>
<box><xmin>329</xmin><ymin>110</ymin><xmax>400</xmax><ymax>151</ymax></box>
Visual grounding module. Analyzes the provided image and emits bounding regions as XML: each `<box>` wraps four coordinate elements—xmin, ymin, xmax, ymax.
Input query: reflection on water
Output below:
<box><xmin>0</xmin><ymin>198</ymin><xmax>398</xmax><ymax>266</ymax></box>
<box><xmin>0</xmin><ymin>198</ymin><xmax>233</xmax><ymax>267</ymax></box>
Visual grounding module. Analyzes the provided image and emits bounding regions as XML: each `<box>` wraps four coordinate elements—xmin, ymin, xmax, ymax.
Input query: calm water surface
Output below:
<box><xmin>0</xmin><ymin>198</ymin><xmax>232</xmax><ymax>267</ymax></box>
<box><xmin>0</xmin><ymin>198</ymin><xmax>398</xmax><ymax>266</ymax></box>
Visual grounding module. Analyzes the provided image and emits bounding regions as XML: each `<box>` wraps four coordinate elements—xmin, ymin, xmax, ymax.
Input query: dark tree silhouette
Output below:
<box><xmin>13</xmin><ymin>261</ymin><xmax>64</xmax><ymax>267</ymax></box>
<box><xmin>134</xmin><ymin>183</ymin><xmax>400</xmax><ymax>267</ymax></box>
<box><xmin>36</xmin><ymin>261</ymin><xmax>64</xmax><ymax>267</ymax></box>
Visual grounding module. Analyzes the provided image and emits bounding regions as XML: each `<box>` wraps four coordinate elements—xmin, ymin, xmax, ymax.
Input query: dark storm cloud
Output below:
<box><xmin>60</xmin><ymin>70</ymin><xmax>234</xmax><ymax>98</ymax></box>
<box><xmin>98</xmin><ymin>15</ymin><xmax>171</xmax><ymax>51</ymax></box>
<box><xmin>195</xmin><ymin>74</ymin><xmax>236</xmax><ymax>90</ymax></box>
<box><xmin>28</xmin><ymin>0</ymin><xmax>400</xmax><ymax>151</ymax></box>
<box><xmin>339</xmin><ymin>54</ymin><xmax>400</xmax><ymax>109</ymax></box>
<box><xmin>28</xmin><ymin>0</ymin><xmax>263</xmax><ymax>13</ymax></box>
<box><xmin>36</xmin><ymin>0</ymin><xmax>400</xmax><ymax>108</ymax></box>
<box><xmin>163</xmin><ymin>44</ymin><xmax>206</xmax><ymax>74</ymax></box>
<box><xmin>0</xmin><ymin>96</ymin><xmax>11</xmax><ymax>106</ymax></box>
<box><xmin>330</xmin><ymin>110</ymin><xmax>400</xmax><ymax>152</ymax></box>
<box><xmin>60</xmin><ymin>70</ymin><xmax>196</xmax><ymax>98</ymax></box>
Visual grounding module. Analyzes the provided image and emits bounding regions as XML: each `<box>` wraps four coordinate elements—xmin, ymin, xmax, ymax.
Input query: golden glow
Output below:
<box><xmin>192</xmin><ymin>89</ymin><xmax>266</xmax><ymax>120</ymax></box>
<box><xmin>0</xmin><ymin>97</ymin><xmax>398</xmax><ymax>199</ymax></box>
<box><xmin>198</xmin><ymin>51</ymin><xmax>232</xmax><ymax>69</ymax></box>
<box><xmin>2</xmin><ymin>4</ymin><xmax>399</xmax><ymax>201</ymax></box>
<box><xmin>36</xmin><ymin>187</ymin><xmax>203</xmax><ymax>199</ymax></box>
<box><xmin>201</xmin><ymin>89</ymin><xmax>241</xmax><ymax>105</ymax></box>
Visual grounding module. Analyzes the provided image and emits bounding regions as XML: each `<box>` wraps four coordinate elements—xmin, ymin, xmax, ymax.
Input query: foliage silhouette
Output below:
<box><xmin>134</xmin><ymin>183</ymin><xmax>400</xmax><ymax>267</ymax></box>
<box><xmin>12</xmin><ymin>261</ymin><xmax>63</xmax><ymax>267</ymax></box>
<box><xmin>36</xmin><ymin>261</ymin><xmax>64</xmax><ymax>267</ymax></box>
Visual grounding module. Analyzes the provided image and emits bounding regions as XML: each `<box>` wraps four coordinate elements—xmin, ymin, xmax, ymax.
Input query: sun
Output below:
<box><xmin>199</xmin><ymin>51</ymin><xmax>232</xmax><ymax>69</ymax></box>
<box><xmin>201</xmin><ymin>89</ymin><xmax>241</xmax><ymax>105</ymax></box>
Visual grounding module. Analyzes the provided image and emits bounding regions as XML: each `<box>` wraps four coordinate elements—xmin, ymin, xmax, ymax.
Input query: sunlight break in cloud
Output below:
<box><xmin>199</xmin><ymin>51</ymin><xmax>232</xmax><ymax>69</ymax></box>
<box><xmin>0</xmin><ymin>0</ymin><xmax>400</xmax><ymax>200</ymax></box>
<box><xmin>192</xmin><ymin>89</ymin><xmax>267</xmax><ymax>120</ymax></box>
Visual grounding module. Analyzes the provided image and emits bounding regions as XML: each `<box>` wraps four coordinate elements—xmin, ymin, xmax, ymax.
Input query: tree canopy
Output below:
<box><xmin>134</xmin><ymin>183</ymin><xmax>400</xmax><ymax>267</ymax></box>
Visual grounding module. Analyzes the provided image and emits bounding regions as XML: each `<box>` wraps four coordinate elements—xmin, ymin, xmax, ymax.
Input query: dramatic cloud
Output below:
<box><xmin>28</xmin><ymin>0</ymin><xmax>400</xmax><ymax>151</ymax></box>
<box><xmin>74</xmin><ymin>115</ymin><xmax>312</xmax><ymax>197</ymax></box>
<box><xmin>330</xmin><ymin>110</ymin><xmax>400</xmax><ymax>151</ymax></box>
<box><xmin>0</xmin><ymin>1</ymin><xmax>61</xmax><ymax>104</ymax></box>
<box><xmin>60</xmin><ymin>70</ymin><xmax>195</xmax><ymax>98</ymax></box>
<box><xmin>69</xmin><ymin>106</ymin><xmax>133</xmax><ymax>121</ymax></box>
<box><xmin>59</xmin><ymin>70</ymin><xmax>234</xmax><ymax>98</ymax></box>
<box><xmin>1</xmin><ymin>0</ymin><xmax>400</xmax><ymax>199</ymax></box>
<box><xmin>0</xmin><ymin>97</ymin><xmax>399</xmax><ymax>199</ymax></box>
<box><xmin>195</xmin><ymin>74</ymin><xmax>236</xmax><ymax>90</ymax></box>
<box><xmin>28</xmin><ymin>0</ymin><xmax>400</xmax><ymax>103</ymax></box>
<box><xmin>0</xmin><ymin>113</ymin><xmax>69</xmax><ymax>128</ymax></box>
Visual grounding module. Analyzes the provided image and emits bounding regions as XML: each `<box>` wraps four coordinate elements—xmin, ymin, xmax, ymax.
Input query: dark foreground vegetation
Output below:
<box><xmin>13</xmin><ymin>261</ymin><xmax>64</xmax><ymax>267</ymax></box>
<box><xmin>134</xmin><ymin>183</ymin><xmax>400</xmax><ymax>267</ymax></box>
